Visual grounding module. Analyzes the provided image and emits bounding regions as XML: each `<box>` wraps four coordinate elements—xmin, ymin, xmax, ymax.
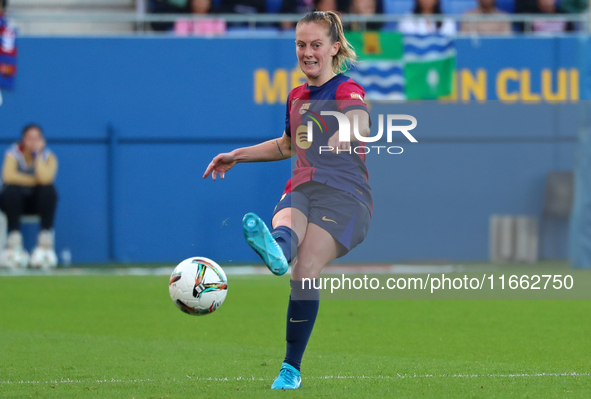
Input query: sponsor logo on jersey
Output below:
<box><xmin>351</xmin><ymin>92</ymin><xmax>365</xmax><ymax>103</ymax></box>
<box><xmin>295</xmin><ymin>125</ymin><xmax>312</xmax><ymax>150</ymax></box>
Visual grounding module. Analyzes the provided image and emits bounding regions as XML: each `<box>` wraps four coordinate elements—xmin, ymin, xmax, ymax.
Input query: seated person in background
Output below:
<box><xmin>174</xmin><ymin>0</ymin><xmax>226</xmax><ymax>36</ymax></box>
<box><xmin>532</xmin><ymin>0</ymin><xmax>575</xmax><ymax>32</ymax></box>
<box><xmin>461</xmin><ymin>0</ymin><xmax>512</xmax><ymax>35</ymax></box>
<box><xmin>280</xmin><ymin>0</ymin><xmax>346</xmax><ymax>29</ymax></box>
<box><xmin>316</xmin><ymin>0</ymin><xmax>348</xmax><ymax>13</ymax></box>
<box><xmin>559</xmin><ymin>0</ymin><xmax>587</xmax><ymax>13</ymax></box>
<box><xmin>346</xmin><ymin>0</ymin><xmax>384</xmax><ymax>31</ymax></box>
<box><xmin>399</xmin><ymin>0</ymin><xmax>457</xmax><ymax>35</ymax></box>
<box><xmin>222</xmin><ymin>0</ymin><xmax>265</xmax><ymax>13</ymax></box>
<box><xmin>221</xmin><ymin>0</ymin><xmax>266</xmax><ymax>28</ymax></box>
<box><xmin>279</xmin><ymin>0</ymin><xmax>315</xmax><ymax>30</ymax></box>
<box><xmin>0</xmin><ymin>124</ymin><xmax>58</xmax><ymax>269</ymax></box>
<box><xmin>280</xmin><ymin>0</ymin><xmax>315</xmax><ymax>13</ymax></box>
<box><xmin>515</xmin><ymin>0</ymin><xmax>575</xmax><ymax>32</ymax></box>
<box><xmin>150</xmin><ymin>0</ymin><xmax>189</xmax><ymax>32</ymax></box>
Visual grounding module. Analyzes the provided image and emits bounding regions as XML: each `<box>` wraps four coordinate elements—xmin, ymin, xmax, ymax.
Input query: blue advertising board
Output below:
<box><xmin>0</xmin><ymin>36</ymin><xmax>581</xmax><ymax>263</ymax></box>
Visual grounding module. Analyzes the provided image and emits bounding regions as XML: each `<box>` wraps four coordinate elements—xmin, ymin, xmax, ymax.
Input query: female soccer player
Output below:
<box><xmin>203</xmin><ymin>11</ymin><xmax>371</xmax><ymax>390</ymax></box>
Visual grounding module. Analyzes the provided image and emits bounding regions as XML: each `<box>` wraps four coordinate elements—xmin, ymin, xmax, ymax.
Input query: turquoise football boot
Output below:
<box><xmin>271</xmin><ymin>362</ymin><xmax>302</xmax><ymax>390</ymax></box>
<box><xmin>242</xmin><ymin>213</ymin><xmax>288</xmax><ymax>276</ymax></box>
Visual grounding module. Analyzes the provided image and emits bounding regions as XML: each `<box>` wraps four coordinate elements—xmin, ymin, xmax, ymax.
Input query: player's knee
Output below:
<box><xmin>2</xmin><ymin>185</ymin><xmax>23</xmax><ymax>200</ymax></box>
<box><xmin>273</xmin><ymin>214</ymin><xmax>291</xmax><ymax>228</ymax></box>
<box><xmin>35</xmin><ymin>185</ymin><xmax>58</xmax><ymax>210</ymax></box>
<box><xmin>0</xmin><ymin>186</ymin><xmax>24</xmax><ymax>212</ymax></box>
<box><xmin>272</xmin><ymin>208</ymin><xmax>291</xmax><ymax>228</ymax></box>
<box><xmin>39</xmin><ymin>184</ymin><xmax>58</xmax><ymax>202</ymax></box>
<box><xmin>292</xmin><ymin>257</ymin><xmax>323</xmax><ymax>280</ymax></box>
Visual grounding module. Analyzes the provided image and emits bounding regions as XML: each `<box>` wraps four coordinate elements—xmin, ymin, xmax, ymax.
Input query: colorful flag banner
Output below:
<box><xmin>347</xmin><ymin>31</ymin><xmax>456</xmax><ymax>101</ymax></box>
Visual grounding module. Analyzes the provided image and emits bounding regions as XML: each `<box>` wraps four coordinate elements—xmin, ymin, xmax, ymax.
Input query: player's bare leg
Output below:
<box><xmin>272</xmin><ymin>207</ymin><xmax>307</xmax><ymax>247</ymax></box>
<box><xmin>291</xmin><ymin>223</ymin><xmax>338</xmax><ymax>280</ymax></box>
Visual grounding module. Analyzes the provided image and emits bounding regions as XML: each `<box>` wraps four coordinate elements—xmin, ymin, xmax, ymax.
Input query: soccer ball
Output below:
<box><xmin>30</xmin><ymin>248</ymin><xmax>58</xmax><ymax>270</ymax></box>
<box><xmin>169</xmin><ymin>257</ymin><xmax>228</xmax><ymax>316</ymax></box>
<box><xmin>0</xmin><ymin>248</ymin><xmax>30</xmax><ymax>269</ymax></box>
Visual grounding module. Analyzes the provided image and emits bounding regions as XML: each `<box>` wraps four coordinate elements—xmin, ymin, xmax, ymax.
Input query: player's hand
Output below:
<box><xmin>34</xmin><ymin>138</ymin><xmax>46</xmax><ymax>155</ymax></box>
<box><xmin>327</xmin><ymin>130</ymin><xmax>350</xmax><ymax>154</ymax></box>
<box><xmin>203</xmin><ymin>152</ymin><xmax>237</xmax><ymax>181</ymax></box>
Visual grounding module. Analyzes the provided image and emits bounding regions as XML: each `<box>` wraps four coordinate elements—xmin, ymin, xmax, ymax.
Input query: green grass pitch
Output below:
<box><xmin>1</xmin><ymin>273</ymin><xmax>590</xmax><ymax>398</ymax></box>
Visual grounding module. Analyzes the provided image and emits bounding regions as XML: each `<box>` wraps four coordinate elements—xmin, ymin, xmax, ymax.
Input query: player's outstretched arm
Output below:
<box><xmin>203</xmin><ymin>132</ymin><xmax>292</xmax><ymax>180</ymax></box>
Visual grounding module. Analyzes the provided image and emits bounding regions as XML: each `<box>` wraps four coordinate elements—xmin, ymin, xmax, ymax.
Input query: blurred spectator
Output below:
<box><xmin>150</xmin><ymin>0</ymin><xmax>188</xmax><ymax>32</ymax></box>
<box><xmin>0</xmin><ymin>124</ymin><xmax>58</xmax><ymax>269</ymax></box>
<box><xmin>315</xmin><ymin>0</ymin><xmax>346</xmax><ymax>12</ymax></box>
<box><xmin>346</xmin><ymin>0</ymin><xmax>384</xmax><ymax>31</ymax></box>
<box><xmin>221</xmin><ymin>0</ymin><xmax>265</xmax><ymax>13</ymax></box>
<box><xmin>515</xmin><ymin>0</ymin><xmax>575</xmax><ymax>32</ymax></box>
<box><xmin>280</xmin><ymin>0</ymin><xmax>315</xmax><ymax>15</ymax></box>
<box><xmin>399</xmin><ymin>0</ymin><xmax>456</xmax><ymax>35</ymax></box>
<box><xmin>221</xmin><ymin>0</ymin><xmax>266</xmax><ymax>28</ymax></box>
<box><xmin>533</xmin><ymin>0</ymin><xmax>574</xmax><ymax>32</ymax></box>
<box><xmin>279</xmin><ymin>0</ymin><xmax>346</xmax><ymax>30</ymax></box>
<box><xmin>174</xmin><ymin>0</ymin><xmax>226</xmax><ymax>35</ymax></box>
<box><xmin>279</xmin><ymin>0</ymin><xmax>315</xmax><ymax>29</ymax></box>
<box><xmin>559</xmin><ymin>0</ymin><xmax>587</xmax><ymax>13</ymax></box>
<box><xmin>461</xmin><ymin>0</ymin><xmax>511</xmax><ymax>35</ymax></box>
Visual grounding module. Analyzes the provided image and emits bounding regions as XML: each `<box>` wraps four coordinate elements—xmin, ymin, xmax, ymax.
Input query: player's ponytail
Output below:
<box><xmin>297</xmin><ymin>11</ymin><xmax>357</xmax><ymax>74</ymax></box>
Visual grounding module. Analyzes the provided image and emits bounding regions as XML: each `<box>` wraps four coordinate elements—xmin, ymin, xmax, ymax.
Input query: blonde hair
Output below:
<box><xmin>296</xmin><ymin>11</ymin><xmax>357</xmax><ymax>74</ymax></box>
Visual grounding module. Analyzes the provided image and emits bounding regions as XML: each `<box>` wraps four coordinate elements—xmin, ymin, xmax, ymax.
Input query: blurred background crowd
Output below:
<box><xmin>146</xmin><ymin>0</ymin><xmax>588</xmax><ymax>34</ymax></box>
<box><xmin>1</xmin><ymin>0</ymin><xmax>588</xmax><ymax>36</ymax></box>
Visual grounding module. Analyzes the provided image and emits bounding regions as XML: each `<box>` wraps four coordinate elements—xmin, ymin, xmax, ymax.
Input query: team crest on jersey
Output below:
<box><xmin>299</xmin><ymin>103</ymin><xmax>311</xmax><ymax>114</ymax></box>
<box><xmin>351</xmin><ymin>93</ymin><xmax>365</xmax><ymax>103</ymax></box>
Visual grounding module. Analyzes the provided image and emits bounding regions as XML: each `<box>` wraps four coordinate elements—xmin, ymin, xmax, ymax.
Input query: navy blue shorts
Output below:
<box><xmin>273</xmin><ymin>182</ymin><xmax>372</xmax><ymax>258</ymax></box>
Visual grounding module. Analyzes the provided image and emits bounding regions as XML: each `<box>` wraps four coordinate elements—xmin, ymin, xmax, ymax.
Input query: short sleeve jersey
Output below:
<box><xmin>285</xmin><ymin>73</ymin><xmax>373</xmax><ymax>212</ymax></box>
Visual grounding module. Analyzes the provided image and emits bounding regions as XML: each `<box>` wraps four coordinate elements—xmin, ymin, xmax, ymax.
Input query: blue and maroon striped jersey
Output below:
<box><xmin>284</xmin><ymin>73</ymin><xmax>373</xmax><ymax>213</ymax></box>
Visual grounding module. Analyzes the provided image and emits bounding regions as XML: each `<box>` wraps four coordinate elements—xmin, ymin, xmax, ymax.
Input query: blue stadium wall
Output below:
<box><xmin>0</xmin><ymin>36</ymin><xmax>581</xmax><ymax>263</ymax></box>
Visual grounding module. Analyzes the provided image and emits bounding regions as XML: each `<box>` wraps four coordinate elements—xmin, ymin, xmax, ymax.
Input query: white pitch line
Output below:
<box><xmin>1</xmin><ymin>372</ymin><xmax>589</xmax><ymax>385</ymax></box>
<box><xmin>318</xmin><ymin>372</ymin><xmax>591</xmax><ymax>379</ymax></box>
